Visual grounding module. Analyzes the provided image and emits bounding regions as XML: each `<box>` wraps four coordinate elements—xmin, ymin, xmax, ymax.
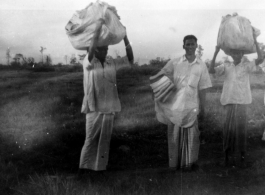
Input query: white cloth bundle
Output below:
<box><xmin>217</xmin><ymin>13</ymin><xmax>260</xmax><ymax>55</ymax></box>
<box><xmin>150</xmin><ymin>74</ymin><xmax>198</xmax><ymax>128</ymax></box>
<box><xmin>65</xmin><ymin>0</ymin><xmax>126</xmax><ymax>50</ymax></box>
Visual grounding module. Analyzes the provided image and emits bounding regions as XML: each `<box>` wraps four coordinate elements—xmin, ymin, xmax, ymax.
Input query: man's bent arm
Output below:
<box><xmin>253</xmin><ymin>29</ymin><xmax>264</xmax><ymax>65</ymax></box>
<box><xmin>124</xmin><ymin>34</ymin><xmax>134</xmax><ymax>64</ymax></box>
<box><xmin>88</xmin><ymin>19</ymin><xmax>104</xmax><ymax>63</ymax></box>
<box><xmin>209</xmin><ymin>46</ymin><xmax>220</xmax><ymax>74</ymax></box>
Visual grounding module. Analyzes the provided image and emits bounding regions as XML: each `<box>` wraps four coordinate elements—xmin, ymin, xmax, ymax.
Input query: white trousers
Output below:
<box><xmin>79</xmin><ymin>112</ymin><xmax>114</xmax><ymax>171</ymax></box>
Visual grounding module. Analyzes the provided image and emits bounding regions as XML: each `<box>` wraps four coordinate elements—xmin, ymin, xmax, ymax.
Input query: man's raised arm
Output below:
<box><xmin>253</xmin><ymin>28</ymin><xmax>264</xmax><ymax>65</ymax></box>
<box><xmin>209</xmin><ymin>46</ymin><xmax>220</xmax><ymax>74</ymax></box>
<box><xmin>87</xmin><ymin>19</ymin><xmax>104</xmax><ymax>63</ymax></box>
<box><xmin>123</xmin><ymin>34</ymin><xmax>134</xmax><ymax>64</ymax></box>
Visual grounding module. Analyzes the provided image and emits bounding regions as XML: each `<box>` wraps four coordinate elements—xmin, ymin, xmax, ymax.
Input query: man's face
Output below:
<box><xmin>183</xmin><ymin>39</ymin><xmax>197</xmax><ymax>55</ymax></box>
<box><xmin>95</xmin><ymin>46</ymin><xmax>108</xmax><ymax>60</ymax></box>
<box><xmin>230</xmin><ymin>49</ymin><xmax>243</xmax><ymax>63</ymax></box>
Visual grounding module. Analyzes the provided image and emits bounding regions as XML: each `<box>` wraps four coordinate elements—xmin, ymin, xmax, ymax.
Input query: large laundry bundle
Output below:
<box><xmin>217</xmin><ymin>13</ymin><xmax>260</xmax><ymax>55</ymax></box>
<box><xmin>65</xmin><ymin>0</ymin><xmax>126</xmax><ymax>50</ymax></box>
<box><xmin>150</xmin><ymin>73</ymin><xmax>198</xmax><ymax>128</ymax></box>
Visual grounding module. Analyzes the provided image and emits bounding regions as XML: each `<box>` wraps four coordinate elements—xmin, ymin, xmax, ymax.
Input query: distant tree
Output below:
<box><xmin>26</xmin><ymin>57</ymin><xmax>35</xmax><ymax>67</ymax></box>
<box><xmin>196</xmin><ymin>44</ymin><xmax>204</xmax><ymax>59</ymax></box>
<box><xmin>149</xmin><ymin>57</ymin><xmax>170</xmax><ymax>67</ymax></box>
<box><xmin>10</xmin><ymin>61</ymin><xmax>18</xmax><ymax>67</ymax></box>
<box><xmin>11</xmin><ymin>53</ymin><xmax>24</xmax><ymax>67</ymax></box>
<box><xmin>11</xmin><ymin>54</ymin><xmax>35</xmax><ymax>68</ymax></box>
<box><xmin>45</xmin><ymin>55</ymin><xmax>52</xmax><ymax>65</ymax></box>
<box><xmin>27</xmin><ymin>57</ymin><xmax>35</xmax><ymax>64</ymax></box>
<box><xmin>6</xmin><ymin>47</ymin><xmax>11</xmax><ymax>65</ymax></box>
<box><xmin>12</xmin><ymin>56</ymin><xmax>20</xmax><ymax>67</ymax></box>
<box><xmin>149</xmin><ymin>57</ymin><xmax>161</xmax><ymax>65</ymax></box>
<box><xmin>70</xmin><ymin>54</ymin><xmax>77</xmax><ymax>65</ymax></box>
<box><xmin>14</xmin><ymin>54</ymin><xmax>24</xmax><ymax>65</ymax></box>
<box><xmin>40</xmin><ymin>46</ymin><xmax>46</xmax><ymax>64</ymax></box>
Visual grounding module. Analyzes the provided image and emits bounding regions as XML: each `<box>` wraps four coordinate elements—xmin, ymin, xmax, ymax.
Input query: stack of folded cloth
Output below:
<box><xmin>150</xmin><ymin>73</ymin><xmax>175</xmax><ymax>103</ymax></box>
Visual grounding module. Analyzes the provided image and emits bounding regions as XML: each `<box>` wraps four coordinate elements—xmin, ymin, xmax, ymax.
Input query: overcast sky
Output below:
<box><xmin>1</xmin><ymin>0</ymin><xmax>265</xmax><ymax>65</ymax></box>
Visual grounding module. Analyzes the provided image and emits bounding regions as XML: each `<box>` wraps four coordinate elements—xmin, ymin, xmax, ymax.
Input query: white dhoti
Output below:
<box><xmin>79</xmin><ymin>112</ymin><xmax>114</xmax><ymax>171</ymax></box>
<box><xmin>167</xmin><ymin>120</ymin><xmax>200</xmax><ymax>169</ymax></box>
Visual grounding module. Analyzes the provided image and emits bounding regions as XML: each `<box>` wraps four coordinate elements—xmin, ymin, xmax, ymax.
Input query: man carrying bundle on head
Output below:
<box><xmin>150</xmin><ymin>35</ymin><xmax>212</xmax><ymax>171</ymax></box>
<box><xmin>209</xmin><ymin>13</ymin><xmax>264</xmax><ymax>168</ymax></box>
<box><xmin>66</xmin><ymin>1</ymin><xmax>134</xmax><ymax>173</ymax></box>
<box><xmin>79</xmin><ymin>21</ymin><xmax>133</xmax><ymax>173</ymax></box>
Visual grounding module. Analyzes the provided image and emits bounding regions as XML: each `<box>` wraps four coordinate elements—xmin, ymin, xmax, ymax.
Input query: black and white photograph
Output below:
<box><xmin>1</xmin><ymin>0</ymin><xmax>265</xmax><ymax>194</ymax></box>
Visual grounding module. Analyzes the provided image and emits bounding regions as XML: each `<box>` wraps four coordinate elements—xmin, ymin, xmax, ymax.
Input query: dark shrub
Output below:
<box><xmin>32</xmin><ymin>66</ymin><xmax>55</xmax><ymax>72</ymax></box>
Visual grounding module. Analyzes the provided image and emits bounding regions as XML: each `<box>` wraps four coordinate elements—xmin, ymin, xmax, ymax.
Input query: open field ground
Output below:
<box><xmin>0</xmin><ymin>67</ymin><xmax>265</xmax><ymax>195</ymax></box>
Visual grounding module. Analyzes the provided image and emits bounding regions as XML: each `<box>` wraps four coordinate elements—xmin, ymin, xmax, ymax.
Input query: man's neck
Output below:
<box><xmin>185</xmin><ymin>54</ymin><xmax>196</xmax><ymax>63</ymax></box>
<box><xmin>233</xmin><ymin>60</ymin><xmax>241</xmax><ymax>66</ymax></box>
<box><xmin>99</xmin><ymin>59</ymin><xmax>105</xmax><ymax>66</ymax></box>
<box><xmin>95</xmin><ymin>57</ymin><xmax>105</xmax><ymax>67</ymax></box>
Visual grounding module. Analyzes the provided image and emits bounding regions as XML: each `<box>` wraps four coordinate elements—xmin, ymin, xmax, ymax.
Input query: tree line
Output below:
<box><xmin>5</xmin><ymin>47</ymin><xmax>84</xmax><ymax>68</ymax></box>
<box><xmin>3</xmin><ymin>43</ymin><xmax>265</xmax><ymax>73</ymax></box>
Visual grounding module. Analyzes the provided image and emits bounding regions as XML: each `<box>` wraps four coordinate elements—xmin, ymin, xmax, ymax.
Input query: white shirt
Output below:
<box><xmin>215</xmin><ymin>60</ymin><xmax>256</xmax><ymax>105</ymax></box>
<box><xmin>81</xmin><ymin>54</ymin><xmax>130</xmax><ymax>113</ymax></box>
<box><xmin>154</xmin><ymin>55</ymin><xmax>212</xmax><ymax>127</ymax></box>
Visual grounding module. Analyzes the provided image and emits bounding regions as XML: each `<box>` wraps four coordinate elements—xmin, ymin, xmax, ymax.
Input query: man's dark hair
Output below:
<box><xmin>183</xmin><ymin>35</ymin><xmax>197</xmax><ymax>44</ymax></box>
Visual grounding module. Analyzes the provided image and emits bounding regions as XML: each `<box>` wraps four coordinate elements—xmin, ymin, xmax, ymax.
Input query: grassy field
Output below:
<box><xmin>0</xmin><ymin>66</ymin><xmax>265</xmax><ymax>195</ymax></box>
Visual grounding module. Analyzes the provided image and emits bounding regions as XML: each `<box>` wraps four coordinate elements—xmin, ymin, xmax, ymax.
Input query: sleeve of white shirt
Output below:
<box><xmin>199</xmin><ymin>62</ymin><xmax>212</xmax><ymax>90</ymax></box>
